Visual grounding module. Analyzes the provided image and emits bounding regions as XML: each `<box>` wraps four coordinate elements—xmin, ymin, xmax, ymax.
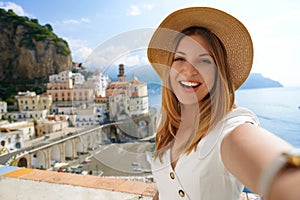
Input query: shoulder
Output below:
<box><xmin>224</xmin><ymin>107</ymin><xmax>258</xmax><ymax>123</ymax></box>
<box><xmin>197</xmin><ymin>107</ymin><xmax>259</xmax><ymax>159</ymax></box>
<box><xmin>222</xmin><ymin>107</ymin><xmax>259</xmax><ymax>134</ymax></box>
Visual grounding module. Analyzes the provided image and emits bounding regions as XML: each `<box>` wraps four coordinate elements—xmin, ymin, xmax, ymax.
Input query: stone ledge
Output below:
<box><xmin>1</xmin><ymin>166</ymin><xmax>156</xmax><ymax>197</ymax></box>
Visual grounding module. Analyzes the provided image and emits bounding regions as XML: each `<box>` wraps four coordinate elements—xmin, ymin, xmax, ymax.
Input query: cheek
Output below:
<box><xmin>200</xmin><ymin>66</ymin><xmax>216</xmax><ymax>89</ymax></box>
<box><xmin>169</xmin><ymin>68</ymin><xmax>179</xmax><ymax>88</ymax></box>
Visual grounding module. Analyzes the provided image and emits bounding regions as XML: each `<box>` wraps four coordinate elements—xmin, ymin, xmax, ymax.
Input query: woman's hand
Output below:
<box><xmin>152</xmin><ymin>191</ymin><xmax>159</xmax><ymax>200</ymax></box>
<box><xmin>268</xmin><ymin>168</ymin><xmax>300</xmax><ymax>200</ymax></box>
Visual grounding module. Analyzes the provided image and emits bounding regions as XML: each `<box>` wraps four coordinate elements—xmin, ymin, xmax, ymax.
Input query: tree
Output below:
<box><xmin>44</xmin><ymin>24</ymin><xmax>53</xmax><ymax>32</ymax></box>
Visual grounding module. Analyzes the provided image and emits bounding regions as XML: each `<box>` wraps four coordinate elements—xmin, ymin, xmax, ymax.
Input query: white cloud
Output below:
<box><xmin>84</xmin><ymin>45</ymin><xmax>129</xmax><ymax>71</ymax></box>
<box><xmin>64</xmin><ymin>37</ymin><xmax>93</xmax><ymax>62</ymax></box>
<box><xmin>126</xmin><ymin>4</ymin><xmax>154</xmax><ymax>16</ymax></box>
<box><xmin>0</xmin><ymin>1</ymin><xmax>30</xmax><ymax>16</ymax></box>
<box><xmin>62</xmin><ymin>18</ymin><xmax>90</xmax><ymax>25</ymax></box>
<box><xmin>126</xmin><ymin>5</ymin><xmax>141</xmax><ymax>16</ymax></box>
<box><xmin>83</xmin><ymin>28</ymin><xmax>154</xmax><ymax>71</ymax></box>
<box><xmin>73</xmin><ymin>46</ymin><xmax>93</xmax><ymax>63</ymax></box>
<box><xmin>142</xmin><ymin>4</ymin><xmax>154</xmax><ymax>10</ymax></box>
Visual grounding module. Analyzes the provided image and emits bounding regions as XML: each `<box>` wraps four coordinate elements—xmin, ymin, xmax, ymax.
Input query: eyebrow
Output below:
<box><xmin>174</xmin><ymin>51</ymin><xmax>212</xmax><ymax>57</ymax></box>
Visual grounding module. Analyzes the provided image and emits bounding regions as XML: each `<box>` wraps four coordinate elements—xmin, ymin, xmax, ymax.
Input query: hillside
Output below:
<box><xmin>0</xmin><ymin>8</ymin><xmax>72</xmax><ymax>100</ymax></box>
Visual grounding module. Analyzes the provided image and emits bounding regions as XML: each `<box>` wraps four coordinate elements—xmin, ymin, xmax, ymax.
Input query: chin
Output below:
<box><xmin>178</xmin><ymin>98</ymin><xmax>200</xmax><ymax>106</ymax></box>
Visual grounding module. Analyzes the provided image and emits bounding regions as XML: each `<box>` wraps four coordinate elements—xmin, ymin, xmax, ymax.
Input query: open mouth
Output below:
<box><xmin>179</xmin><ymin>81</ymin><xmax>201</xmax><ymax>89</ymax></box>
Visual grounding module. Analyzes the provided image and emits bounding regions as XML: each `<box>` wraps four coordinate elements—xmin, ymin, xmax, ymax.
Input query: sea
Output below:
<box><xmin>148</xmin><ymin>87</ymin><xmax>300</xmax><ymax>148</ymax></box>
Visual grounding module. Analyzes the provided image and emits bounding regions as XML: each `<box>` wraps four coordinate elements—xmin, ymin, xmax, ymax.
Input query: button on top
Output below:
<box><xmin>178</xmin><ymin>189</ymin><xmax>185</xmax><ymax>197</ymax></box>
<box><xmin>170</xmin><ymin>172</ymin><xmax>175</xmax><ymax>179</ymax></box>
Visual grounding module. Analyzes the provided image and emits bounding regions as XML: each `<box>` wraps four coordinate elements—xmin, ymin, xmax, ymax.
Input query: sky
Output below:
<box><xmin>0</xmin><ymin>0</ymin><xmax>300</xmax><ymax>86</ymax></box>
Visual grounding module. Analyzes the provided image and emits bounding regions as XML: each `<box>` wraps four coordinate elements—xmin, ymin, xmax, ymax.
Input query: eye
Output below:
<box><xmin>173</xmin><ymin>56</ymin><xmax>185</xmax><ymax>62</ymax></box>
<box><xmin>201</xmin><ymin>59</ymin><xmax>212</xmax><ymax>64</ymax></box>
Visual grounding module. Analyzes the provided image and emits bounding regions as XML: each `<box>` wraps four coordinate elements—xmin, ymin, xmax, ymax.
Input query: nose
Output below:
<box><xmin>181</xmin><ymin>61</ymin><xmax>198</xmax><ymax>76</ymax></box>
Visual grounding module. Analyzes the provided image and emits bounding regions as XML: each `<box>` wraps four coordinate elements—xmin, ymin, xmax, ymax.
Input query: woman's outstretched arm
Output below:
<box><xmin>221</xmin><ymin>123</ymin><xmax>300</xmax><ymax>199</ymax></box>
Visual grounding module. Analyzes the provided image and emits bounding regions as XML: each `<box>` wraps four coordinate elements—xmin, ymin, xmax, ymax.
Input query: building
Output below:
<box><xmin>87</xmin><ymin>70</ymin><xmax>110</xmax><ymax>97</ymax></box>
<box><xmin>6</xmin><ymin>110</ymin><xmax>48</xmax><ymax>121</ymax></box>
<box><xmin>0</xmin><ymin>121</ymin><xmax>35</xmax><ymax>150</ymax></box>
<box><xmin>35</xmin><ymin>119</ymin><xmax>69</xmax><ymax>137</ymax></box>
<box><xmin>10</xmin><ymin>92</ymin><xmax>52</xmax><ymax>120</ymax></box>
<box><xmin>0</xmin><ymin>101</ymin><xmax>7</xmax><ymax>119</ymax></box>
<box><xmin>47</xmin><ymin>70</ymin><xmax>94</xmax><ymax>114</ymax></box>
<box><xmin>95</xmin><ymin>96</ymin><xmax>109</xmax><ymax>124</ymax></box>
<box><xmin>73</xmin><ymin>107</ymin><xmax>97</xmax><ymax>127</ymax></box>
<box><xmin>106</xmin><ymin>64</ymin><xmax>149</xmax><ymax>121</ymax></box>
<box><xmin>49</xmin><ymin>70</ymin><xmax>72</xmax><ymax>83</ymax></box>
<box><xmin>15</xmin><ymin>91</ymin><xmax>52</xmax><ymax>113</ymax></box>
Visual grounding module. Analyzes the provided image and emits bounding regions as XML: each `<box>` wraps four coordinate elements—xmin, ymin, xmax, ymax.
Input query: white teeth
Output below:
<box><xmin>179</xmin><ymin>81</ymin><xmax>200</xmax><ymax>87</ymax></box>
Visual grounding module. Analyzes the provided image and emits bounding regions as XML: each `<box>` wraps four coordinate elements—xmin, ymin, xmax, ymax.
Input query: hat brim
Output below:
<box><xmin>147</xmin><ymin>7</ymin><xmax>253</xmax><ymax>90</ymax></box>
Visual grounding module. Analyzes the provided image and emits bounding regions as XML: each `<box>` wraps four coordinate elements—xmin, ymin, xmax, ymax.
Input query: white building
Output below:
<box><xmin>72</xmin><ymin>72</ymin><xmax>85</xmax><ymax>85</ymax></box>
<box><xmin>0</xmin><ymin>101</ymin><xmax>7</xmax><ymax>119</ymax></box>
<box><xmin>6</xmin><ymin>110</ymin><xmax>48</xmax><ymax>121</ymax></box>
<box><xmin>49</xmin><ymin>70</ymin><xmax>72</xmax><ymax>83</ymax></box>
<box><xmin>0</xmin><ymin>121</ymin><xmax>35</xmax><ymax>150</ymax></box>
<box><xmin>74</xmin><ymin>108</ymin><xmax>97</xmax><ymax>127</ymax></box>
<box><xmin>87</xmin><ymin>70</ymin><xmax>110</xmax><ymax>97</ymax></box>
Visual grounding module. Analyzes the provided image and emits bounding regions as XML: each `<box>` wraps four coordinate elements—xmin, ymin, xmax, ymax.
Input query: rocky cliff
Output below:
<box><xmin>0</xmin><ymin>8</ymin><xmax>72</xmax><ymax>100</ymax></box>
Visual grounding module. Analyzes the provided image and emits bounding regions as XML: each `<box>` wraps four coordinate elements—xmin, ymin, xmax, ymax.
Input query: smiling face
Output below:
<box><xmin>170</xmin><ymin>34</ymin><xmax>216</xmax><ymax>105</ymax></box>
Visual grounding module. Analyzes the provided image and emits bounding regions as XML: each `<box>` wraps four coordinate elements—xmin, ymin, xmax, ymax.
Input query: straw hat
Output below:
<box><xmin>147</xmin><ymin>7</ymin><xmax>253</xmax><ymax>90</ymax></box>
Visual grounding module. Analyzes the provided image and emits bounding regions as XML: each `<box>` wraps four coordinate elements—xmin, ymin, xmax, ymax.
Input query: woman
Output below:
<box><xmin>147</xmin><ymin>7</ymin><xmax>300</xmax><ymax>200</ymax></box>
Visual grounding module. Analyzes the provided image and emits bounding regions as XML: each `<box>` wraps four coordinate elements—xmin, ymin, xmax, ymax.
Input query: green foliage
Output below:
<box><xmin>0</xmin><ymin>8</ymin><xmax>70</xmax><ymax>55</ymax></box>
<box><xmin>0</xmin><ymin>8</ymin><xmax>71</xmax><ymax>100</ymax></box>
<box><xmin>44</xmin><ymin>24</ymin><xmax>53</xmax><ymax>32</ymax></box>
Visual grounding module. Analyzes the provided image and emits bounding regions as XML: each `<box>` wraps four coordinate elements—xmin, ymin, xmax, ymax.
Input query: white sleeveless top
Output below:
<box><xmin>151</xmin><ymin>107</ymin><xmax>259</xmax><ymax>200</ymax></box>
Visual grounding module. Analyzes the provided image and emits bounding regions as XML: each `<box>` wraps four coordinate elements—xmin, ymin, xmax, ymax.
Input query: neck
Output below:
<box><xmin>180</xmin><ymin>103</ymin><xmax>199</xmax><ymax>125</ymax></box>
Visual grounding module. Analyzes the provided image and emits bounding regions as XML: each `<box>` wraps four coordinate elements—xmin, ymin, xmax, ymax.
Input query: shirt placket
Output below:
<box><xmin>167</xmin><ymin>150</ymin><xmax>191</xmax><ymax>200</ymax></box>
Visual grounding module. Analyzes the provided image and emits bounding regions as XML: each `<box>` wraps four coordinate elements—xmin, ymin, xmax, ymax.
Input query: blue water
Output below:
<box><xmin>148</xmin><ymin>87</ymin><xmax>300</xmax><ymax>148</ymax></box>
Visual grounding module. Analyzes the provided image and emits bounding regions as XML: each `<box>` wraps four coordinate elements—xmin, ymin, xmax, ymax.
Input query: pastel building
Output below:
<box><xmin>35</xmin><ymin>119</ymin><xmax>69</xmax><ymax>137</ymax></box>
<box><xmin>15</xmin><ymin>91</ymin><xmax>52</xmax><ymax>113</ymax></box>
<box><xmin>106</xmin><ymin>64</ymin><xmax>149</xmax><ymax>121</ymax></box>
<box><xmin>47</xmin><ymin>70</ymin><xmax>94</xmax><ymax>114</ymax></box>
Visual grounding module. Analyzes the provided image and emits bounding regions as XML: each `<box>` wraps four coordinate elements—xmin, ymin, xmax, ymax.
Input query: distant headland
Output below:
<box><xmin>239</xmin><ymin>73</ymin><xmax>283</xmax><ymax>90</ymax></box>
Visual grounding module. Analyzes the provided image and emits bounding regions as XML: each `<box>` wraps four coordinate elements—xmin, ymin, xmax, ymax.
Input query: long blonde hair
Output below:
<box><xmin>154</xmin><ymin>26</ymin><xmax>236</xmax><ymax>160</ymax></box>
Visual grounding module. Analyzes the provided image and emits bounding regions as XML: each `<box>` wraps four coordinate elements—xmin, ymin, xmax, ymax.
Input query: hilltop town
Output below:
<box><xmin>0</xmin><ymin>63</ymin><xmax>151</xmax><ymax>156</ymax></box>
